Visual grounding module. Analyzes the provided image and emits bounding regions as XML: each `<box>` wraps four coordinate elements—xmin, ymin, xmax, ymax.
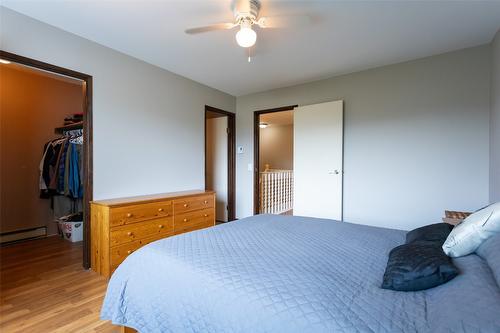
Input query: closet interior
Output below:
<box><xmin>0</xmin><ymin>60</ymin><xmax>86</xmax><ymax>248</ymax></box>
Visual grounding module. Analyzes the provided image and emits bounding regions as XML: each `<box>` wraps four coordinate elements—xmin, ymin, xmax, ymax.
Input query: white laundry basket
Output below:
<box><xmin>59</xmin><ymin>220</ymin><xmax>83</xmax><ymax>242</ymax></box>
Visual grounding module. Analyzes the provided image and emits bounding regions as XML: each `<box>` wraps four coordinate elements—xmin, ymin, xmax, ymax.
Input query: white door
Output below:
<box><xmin>293</xmin><ymin>100</ymin><xmax>343</xmax><ymax>220</ymax></box>
<box><xmin>206</xmin><ymin>117</ymin><xmax>228</xmax><ymax>222</ymax></box>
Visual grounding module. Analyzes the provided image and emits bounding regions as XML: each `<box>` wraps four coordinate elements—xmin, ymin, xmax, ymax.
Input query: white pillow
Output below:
<box><xmin>442</xmin><ymin>202</ymin><xmax>500</xmax><ymax>257</ymax></box>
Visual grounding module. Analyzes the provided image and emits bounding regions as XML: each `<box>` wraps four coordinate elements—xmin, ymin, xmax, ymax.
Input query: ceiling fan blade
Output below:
<box><xmin>256</xmin><ymin>15</ymin><xmax>311</xmax><ymax>29</ymax></box>
<box><xmin>185</xmin><ymin>23</ymin><xmax>236</xmax><ymax>34</ymax></box>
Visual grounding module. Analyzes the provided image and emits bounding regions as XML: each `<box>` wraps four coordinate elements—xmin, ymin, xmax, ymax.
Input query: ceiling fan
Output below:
<box><xmin>185</xmin><ymin>0</ymin><xmax>310</xmax><ymax>49</ymax></box>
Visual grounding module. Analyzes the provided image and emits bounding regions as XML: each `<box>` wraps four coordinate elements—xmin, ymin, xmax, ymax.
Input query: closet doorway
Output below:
<box><xmin>204</xmin><ymin>106</ymin><xmax>235</xmax><ymax>222</ymax></box>
<box><xmin>0</xmin><ymin>51</ymin><xmax>93</xmax><ymax>269</ymax></box>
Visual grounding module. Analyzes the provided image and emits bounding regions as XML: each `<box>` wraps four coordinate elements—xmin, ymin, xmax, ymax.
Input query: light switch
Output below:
<box><xmin>247</xmin><ymin>163</ymin><xmax>253</xmax><ymax>172</ymax></box>
<box><xmin>238</xmin><ymin>146</ymin><xmax>244</xmax><ymax>154</ymax></box>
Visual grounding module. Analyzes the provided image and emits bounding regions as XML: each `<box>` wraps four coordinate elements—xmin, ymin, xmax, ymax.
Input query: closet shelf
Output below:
<box><xmin>54</xmin><ymin>122</ymin><xmax>83</xmax><ymax>134</ymax></box>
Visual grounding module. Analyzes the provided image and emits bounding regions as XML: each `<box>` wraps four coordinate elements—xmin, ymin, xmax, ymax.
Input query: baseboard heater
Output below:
<box><xmin>0</xmin><ymin>226</ymin><xmax>47</xmax><ymax>244</ymax></box>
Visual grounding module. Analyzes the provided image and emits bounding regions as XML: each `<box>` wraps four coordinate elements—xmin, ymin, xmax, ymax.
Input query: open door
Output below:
<box><xmin>205</xmin><ymin>106</ymin><xmax>236</xmax><ymax>222</ymax></box>
<box><xmin>0</xmin><ymin>50</ymin><xmax>93</xmax><ymax>268</ymax></box>
<box><xmin>206</xmin><ymin>115</ymin><xmax>228</xmax><ymax>222</ymax></box>
<box><xmin>293</xmin><ymin>100</ymin><xmax>343</xmax><ymax>220</ymax></box>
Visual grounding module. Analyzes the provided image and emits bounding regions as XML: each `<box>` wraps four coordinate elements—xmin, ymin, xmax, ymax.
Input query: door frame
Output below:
<box><xmin>204</xmin><ymin>105</ymin><xmax>236</xmax><ymax>221</ymax></box>
<box><xmin>253</xmin><ymin>105</ymin><xmax>298</xmax><ymax>215</ymax></box>
<box><xmin>0</xmin><ymin>50</ymin><xmax>93</xmax><ymax>269</ymax></box>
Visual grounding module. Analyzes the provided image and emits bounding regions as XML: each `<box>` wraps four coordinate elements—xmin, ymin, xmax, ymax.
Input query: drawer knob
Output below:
<box><xmin>127</xmin><ymin>232</ymin><xmax>133</xmax><ymax>237</ymax></box>
<box><xmin>126</xmin><ymin>213</ymin><xmax>133</xmax><ymax>218</ymax></box>
<box><xmin>158</xmin><ymin>208</ymin><xmax>164</xmax><ymax>212</ymax></box>
<box><xmin>183</xmin><ymin>204</ymin><xmax>188</xmax><ymax>208</ymax></box>
<box><xmin>183</xmin><ymin>218</ymin><xmax>188</xmax><ymax>222</ymax></box>
<box><xmin>158</xmin><ymin>224</ymin><xmax>164</xmax><ymax>229</ymax></box>
<box><xmin>127</xmin><ymin>250</ymin><xmax>133</xmax><ymax>255</ymax></box>
<box><xmin>204</xmin><ymin>200</ymin><xmax>208</xmax><ymax>204</ymax></box>
<box><xmin>204</xmin><ymin>214</ymin><xmax>208</xmax><ymax>217</ymax></box>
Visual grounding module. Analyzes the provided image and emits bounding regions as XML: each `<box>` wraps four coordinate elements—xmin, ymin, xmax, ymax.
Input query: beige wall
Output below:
<box><xmin>259</xmin><ymin>124</ymin><xmax>293</xmax><ymax>171</ymax></box>
<box><xmin>236</xmin><ymin>45</ymin><xmax>491</xmax><ymax>230</ymax></box>
<box><xmin>0</xmin><ymin>64</ymin><xmax>84</xmax><ymax>233</ymax></box>
<box><xmin>491</xmin><ymin>29</ymin><xmax>500</xmax><ymax>203</ymax></box>
<box><xmin>1</xmin><ymin>8</ymin><xmax>235</xmax><ymax>202</ymax></box>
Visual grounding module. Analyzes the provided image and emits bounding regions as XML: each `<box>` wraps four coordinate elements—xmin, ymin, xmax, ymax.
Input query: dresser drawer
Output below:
<box><xmin>174</xmin><ymin>208</ymin><xmax>214</xmax><ymax>234</ymax></box>
<box><xmin>175</xmin><ymin>220</ymin><xmax>214</xmax><ymax>235</ymax></box>
<box><xmin>174</xmin><ymin>195</ymin><xmax>213</xmax><ymax>214</ymax></box>
<box><xmin>110</xmin><ymin>217</ymin><xmax>174</xmax><ymax>247</ymax></box>
<box><xmin>110</xmin><ymin>238</ymin><xmax>144</xmax><ymax>268</ymax></box>
<box><xmin>110</xmin><ymin>201</ymin><xmax>173</xmax><ymax>227</ymax></box>
<box><xmin>110</xmin><ymin>233</ymin><xmax>168</xmax><ymax>272</ymax></box>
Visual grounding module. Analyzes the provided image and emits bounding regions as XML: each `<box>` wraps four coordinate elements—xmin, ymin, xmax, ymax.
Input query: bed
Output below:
<box><xmin>101</xmin><ymin>214</ymin><xmax>500</xmax><ymax>332</ymax></box>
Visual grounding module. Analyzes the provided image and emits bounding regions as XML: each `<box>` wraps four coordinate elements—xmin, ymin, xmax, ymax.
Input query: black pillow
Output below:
<box><xmin>405</xmin><ymin>223</ymin><xmax>454</xmax><ymax>245</ymax></box>
<box><xmin>381</xmin><ymin>242</ymin><xmax>458</xmax><ymax>291</ymax></box>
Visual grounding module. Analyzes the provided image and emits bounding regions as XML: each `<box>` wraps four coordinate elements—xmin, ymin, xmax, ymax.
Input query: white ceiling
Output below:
<box><xmin>3</xmin><ymin>1</ymin><xmax>500</xmax><ymax>96</ymax></box>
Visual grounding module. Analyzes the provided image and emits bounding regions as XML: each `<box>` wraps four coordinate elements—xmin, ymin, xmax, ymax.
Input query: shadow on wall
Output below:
<box><xmin>259</xmin><ymin>124</ymin><xmax>293</xmax><ymax>171</ymax></box>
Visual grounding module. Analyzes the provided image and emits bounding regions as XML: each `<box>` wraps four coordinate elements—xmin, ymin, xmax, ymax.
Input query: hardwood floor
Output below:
<box><xmin>0</xmin><ymin>236</ymin><xmax>118</xmax><ymax>332</ymax></box>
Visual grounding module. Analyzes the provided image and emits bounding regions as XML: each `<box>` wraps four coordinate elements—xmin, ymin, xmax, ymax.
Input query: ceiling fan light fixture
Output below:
<box><xmin>235</xmin><ymin>21</ymin><xmax>256</xmax><ymax>48</ymax></box>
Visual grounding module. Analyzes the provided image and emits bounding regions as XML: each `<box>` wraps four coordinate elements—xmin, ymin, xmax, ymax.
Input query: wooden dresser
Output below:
<box><xmin>90</xmin><ymin>190</ymin><xmax>215</xmax><ymax>278</ymax></box>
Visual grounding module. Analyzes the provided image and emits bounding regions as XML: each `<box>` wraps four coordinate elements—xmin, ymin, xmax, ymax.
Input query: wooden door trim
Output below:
<box><xmin>204</xmin><ymin>105</ymin><xmax>236</xmax><ymax>221</ymax></box>
<box><xmin>253</xmin><ymin>105</ymin><xmax>298</xmax><ymax>215</ymax></box>
<box><xmin>0</xmin><ymin>50</ymin><xmax>93</xmax><ymax>269</ymax></box>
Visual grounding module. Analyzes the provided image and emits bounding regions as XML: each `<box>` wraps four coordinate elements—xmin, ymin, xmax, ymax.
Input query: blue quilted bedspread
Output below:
<box><xmin>101</xmin><ymin>214</ymin><xmax>500</xmax><ymax>333</ymax></box>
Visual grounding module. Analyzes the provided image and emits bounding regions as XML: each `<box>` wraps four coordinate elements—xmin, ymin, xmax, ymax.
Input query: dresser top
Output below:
<box><xmin>91</xmin><ymin>190</ymin><xmax>215</xmax><ymax>207</ymax></box>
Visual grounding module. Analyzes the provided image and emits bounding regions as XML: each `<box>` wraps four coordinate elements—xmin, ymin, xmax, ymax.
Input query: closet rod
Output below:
<box><xmin>54</xmin><ymin>121</ymin><xmax>83</xmax><ymax>135</ymax></box>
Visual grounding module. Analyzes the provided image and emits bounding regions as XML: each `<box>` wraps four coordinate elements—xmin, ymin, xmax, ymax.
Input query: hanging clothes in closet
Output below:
<box><xmin>39</xmin><ymin>128</ymin><xmax>83</xmax><ymax>218</ymax></box>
